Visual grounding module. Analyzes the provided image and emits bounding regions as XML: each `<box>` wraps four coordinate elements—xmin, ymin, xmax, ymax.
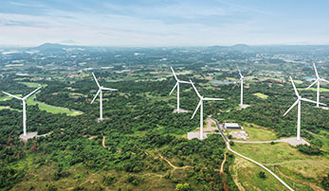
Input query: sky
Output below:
<box><xmin>0</xmin><ymin>0</ymin><xmax>329</xmax><ymax>47</ymax></box>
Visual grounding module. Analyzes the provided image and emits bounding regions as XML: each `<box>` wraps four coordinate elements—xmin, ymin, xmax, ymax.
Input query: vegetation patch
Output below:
<box><xmin>253</xmin><ymin>92</ymin><xmax>268</xmax><ymax>99</ymax></box>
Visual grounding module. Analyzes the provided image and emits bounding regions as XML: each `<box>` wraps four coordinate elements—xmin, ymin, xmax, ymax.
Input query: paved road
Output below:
<box><xmin>208</xmin><ymin>117</ymin><xmax>294</xmax><ymax>191</ymax></box>
<box><xmin>209</xmin><ymin>117</ymin><xmax>229</xmax><ymax>142</ymax></box>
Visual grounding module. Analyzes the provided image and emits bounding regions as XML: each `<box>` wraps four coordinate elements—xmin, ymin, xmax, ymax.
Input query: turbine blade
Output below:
<box><xmin>283</xmin><ymin>99</ymin><xmax>299</xmax><ymax>116</ymax></box>
<box><xmin>203</xmin><ymin>97</ymin><xmax>224</xmax><ymax>101</ymax></box>
<box><xmin>289</xmin><ymin>76</ymin><xmax>299</xmax><ymax>97</ymax></box>
<box><xmin>313</xmin><ymin>62</ymin><xmax>320</xmax><ymax>79</ymax></box>
<box><xmin>236</xmin><ymin>64</ymin><xmax>242</xmax><ymax>77</ymax></box>
<box><xmin>320</xmin><ymin>78</ymin><xmax>329</xmax><ymax>83</ymax></box>
<box><xmin>305</xmin><ymin>80</ymin><xmax>318</xmax><ymax>90</ymax></box>
<box><xmin>301</xmin><ymin>98</ymin><xmax>326</xmax><ymax>106</ymax></box>
<box><xmin>92</xmin><ymin>72</ymin><xmax>101</xmax><ymax>88</ymax></box>
<box><xmin>190</xmin><ymin>80</ymin><xmax>202</xmax><ymax>98</ymax></box>
<box><xmin>101</xmin><ymin>87</ymin><xmax>118</xmax><ymax>91</ymax></box>
<box><xmin>2</xmin><ymin>91</ymin><xmax>22</xmax><ymax>100</ymax></box>
<box><xmin>23</xmin><ymin>86</ymin><xmax>41</xmax><ymax>100</ymax></box>
<box><xmin>91</xmin><ymin>89</ymin><xmax>101</xmax><ymax>104</ymax></box>
<box><xmin>169</xmin><ymin>82</ymin><xmax>178</xmax><ymax>95</ymax></box>
<box><xmin>191</xmin><ymin>100</ymin><xmax>202</xmax><ymax>119</ymax></box>
<box><xmin>171</xmin><ymin>67</ymin><xmax>179</xmax><ymax>81</ymax></box>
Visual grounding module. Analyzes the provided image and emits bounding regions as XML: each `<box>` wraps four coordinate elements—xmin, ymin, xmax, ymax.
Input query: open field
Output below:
<box><xmin>298</xmin><ymin>87</ymin><xmax>329</xmax><ymax>92</ymax></box>
<box><xmin>278</xmin><ymin>161</ymin><xmax>329</xmax><ymax>187</ymax></box>
<box><xmin>226</xmin><ymin>77</ymin><xmax>238</xmax><ymax>81</ymax></box>
<box><xmin>230</xmin><ymin>157</ymin><xmax>311</xmax><ymax>191</ymax></box>
<box><xmin>0</xmin><ymin>96</ymin><xmax>14</xmax><ymax>101</ymax></box>
<box><xmin>19</xmin><ymin>82</ymin><xmax>42</xmax><ymax>88</ymax></box>
<box><xmin>232</xmin><ymin>142</ymin><xmax>328</xmax><ymax>163</ymax></box>
<box><xmin>0</xmin><ymin>106</ymin><xmax>21</xmax><ymax>112</ymax></box>
<box><xmin>243</xmin><ymin>123</ymin><xmax>277</xmax><ymax>141</ymax></box>
<box><xmin>253</xmin><ymin>92</ymin><xmax>269</xmax><ymax>99</ymax></box>
<box><xmin>10</xmin><ymin>155</ymin><xmax>175</xmax><ymax>191</ymax></box>
<box><xmin>26</xmin><ymin>95</ymin><xmax>83</xmax><ymax>116</ymax></box>
<box><xmin>227</xmin><ymin>123</ymin><xmax>278</xmax><ymax>141</ymax></box>
<box><xmin>294</xmin><ymin>80</ymin><xmax>303</xmax><ymax>84</ymax></box>
<box><xmin>231</xmin><ymin>142</ymin><xmax>329</xmax><ymax>187</ymax></box>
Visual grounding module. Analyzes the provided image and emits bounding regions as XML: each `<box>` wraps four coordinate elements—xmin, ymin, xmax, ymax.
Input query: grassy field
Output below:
<box><xmin>294</xmin><ymin>80</ymin><xmax>303</xmax><ymax>84</ymax></box>
<box><xmin>241</xmin><ymin>123</ymin><xmax>277</xmax><ymax>141</ymax></box>
<box><xmin>231</xmin><ymin>142</ymin><xmax>329</xmax><ymax>190</ymax></box>
<box><xmin>26</xmin><ymin>95</ymin><xmax>83</xmax><ymax>116</ymax></box>
<box><xmin>10</xmin><ymin>153</ymin><xmax>177</xmax><ymax>191</ymax></box>
<box><xmin>253</xmin><ymin>92</ymin><xmax>269</xmax><ymax>99</ymax></box>
<box><xmin>226</xmin><ymin>77</ymin><xmax>238</xmax><ymax>81</ymax></box>
<box><xmin>0</xmin><ymin>106</ymin><xmax>21</xmax><ymax>112</ymax></box>
<box><xmin>19</xmin><ymin>82</ymin><xmax>44</xmax><ymax>88</ymax></box>
<box><xmin>232</xmin><ymin>142</ymin><xmax>328</xmax><ymax>163</ymax></box>
<box><xmin>298</xmin><ymin>87</ymin><xmax>329</xmax><ymax>92</ymax></box>
<box><xmin>279</xmin><ymin>161</ymin><xmax>329</xmax><ymax>186</ymax></box>
<box><xmin>0</xmin><ymin>96</ymin><xmax>14</xmax><ymax>101</ymax></box>
<box><xmin>231</xmin><ymin>157</ymin><xmax>299</xmax><ymax>191</ymax></box>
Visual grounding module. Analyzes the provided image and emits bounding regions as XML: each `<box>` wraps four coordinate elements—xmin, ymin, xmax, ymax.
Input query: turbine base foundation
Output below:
<box><xmin>19</xmin><ymin>132</ymin><xmax>50</xmax><ymax>142</ymax></box>
<box><xmin>187</xmin><ymin>131</ymin><xmax>209</xmax><ymax>140</ymax></box>
<box><xmin>239</xmin><ymin>104</ymin><xmax>250</xmax><ymax>109</ymax></box>
<box><xmin>173</xmin><ymin>108</ymin><xmax>190</xmax><ymax>113</ymax></box>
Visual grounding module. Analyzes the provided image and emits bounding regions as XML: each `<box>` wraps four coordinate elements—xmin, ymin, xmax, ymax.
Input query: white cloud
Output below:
<box><xmin>1</xmin><ymin>1</ymin><xmax>329</xmax><ymax>46</ymax></box>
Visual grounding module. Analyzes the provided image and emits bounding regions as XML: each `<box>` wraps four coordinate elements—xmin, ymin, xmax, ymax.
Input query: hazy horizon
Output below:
<box><xmin>1</xmin><ymin>0</ymin><xmax>329</xmax><ymax>47</ymax></box>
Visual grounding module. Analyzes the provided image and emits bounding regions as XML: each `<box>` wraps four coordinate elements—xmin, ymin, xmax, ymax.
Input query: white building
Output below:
<box><xmin>223</xmin><ymin>123</ymin><xmax>243</xmax><ymax>130</ymax></box>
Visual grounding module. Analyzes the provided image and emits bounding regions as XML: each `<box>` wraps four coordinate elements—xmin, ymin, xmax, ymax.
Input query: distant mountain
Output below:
<box><xmin>37</xmin><ymin>43</ymin><xmax>68</xmax><ymax>49</ymax></box>
<box><xmin>34</xmin><ymin>43</ymin><xmax>71</xmax><ymax>52</ymax></box>
<box><xmin>231</xmin><ymin>44</ymin><xmax>252</xmax><ymax>51</ymax></box>
<box><xmin>206</xmin><ymin>44</ymin><xmax>253</xmax><ymax>52</ymax></box>
<box><xmin>29</xmin><ymin>43</ymin><xmax>85</xmax><ymax>53</ymax></box>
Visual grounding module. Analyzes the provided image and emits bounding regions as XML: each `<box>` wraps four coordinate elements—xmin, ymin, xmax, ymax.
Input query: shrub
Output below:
<box><xmin>259</xmin><ymin>171</ymin><xmax>266</xmax><ymax>179</ymax></box>
<box><xmin>175</xmin><ymin>183</ymin><xmax>191</xmax><ymax>191</ymax></box>
<box><xmin>321</xmin><ymin>173</ymin><xmax>329</xmax><ymax>190</ymax></box>
<box><xmin>297</xmin><ymin>145</ymin><xmax>321</xmax><ymax>155</ymax></box>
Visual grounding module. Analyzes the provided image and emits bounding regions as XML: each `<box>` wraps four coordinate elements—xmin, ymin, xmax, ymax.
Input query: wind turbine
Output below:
<box><xmin>283</xmin><ymin>76</ymin><xmax>325</xmax><ymax>140</ymax></box>
<box><xmin>169</xmin><ymin>67</ymin><xmax>191</xmax><ymax>112</ymax></box>
<box><xmin>190</xmin><ymin>80</ymin><xmax>224</xmax><ymax>140</ymax></box>
<box><xmin>306</xmin><ymin>62</ymin><xmax>329</xmax><ymax>107</ymax></box>
<box><xmin>2</xmin><ymin>86</ymin><xmax>41</xmax><ymax>136</ymax></box>
<box><xmin>91</xmin><ymin>72</ymin><xmax>118</xmax><ymax>121</ymax></box>
<box><xmin>235</xmin><ymin>65</ymin><xmax>245</xmax><ymax>106</ymax></box>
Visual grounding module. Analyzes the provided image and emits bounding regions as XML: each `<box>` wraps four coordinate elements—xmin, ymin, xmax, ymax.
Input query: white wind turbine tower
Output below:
<box><xmin>91</xmin><ymin>72</ymin><xmax>118</xmax><ymax>121</ymax></box>
<box><xmin>235</xmin><ymin>65</ymin><xmax>245</xmax><ymax>106</ymax></box>
<box><xmin>190</xmin><ymin>80</ymin><xmax>224</xmax><ymax>140</ymax></box>
<box><xmin>306</xmin><ymin>62</ymin><xmax>329</xmax><ymax>107</ymax></box>
<box><xmin>283</xmin><ymin>76</ymin><xmax>325</xmax><ymax>140</ymax></box>
<box><xmin>2</xmin><ymin>86</ymin><xmax>41</xmax><ymax>136</ymax></box>
<box><xmin>169</xmin><ymin>67</ymin><xmax>191</xmax><ymax>112</ymax></box>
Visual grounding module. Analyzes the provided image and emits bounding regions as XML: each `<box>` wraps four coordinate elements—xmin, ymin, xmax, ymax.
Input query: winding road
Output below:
<box><xmin>208</xmin><ymin>117</ymin><xmax>294</xmax><ymax>191</ymax></box>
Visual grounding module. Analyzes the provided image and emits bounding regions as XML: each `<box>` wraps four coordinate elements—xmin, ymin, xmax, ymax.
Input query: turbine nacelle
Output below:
<box><xmin>190</xmin><ymin>79</ymin><xmax>224</xmax><ymax>119</ymax></box>
<box><xmin>91</xmin><ymin>72</ymin><xmax>118</xmax><ymax>104</ymax></box>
